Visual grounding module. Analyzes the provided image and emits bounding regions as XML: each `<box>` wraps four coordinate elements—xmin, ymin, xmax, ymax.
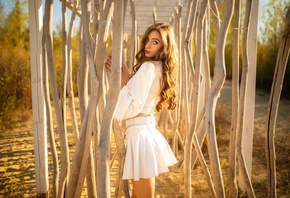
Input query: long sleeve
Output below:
<box><xmin>114</xmin><ymin>62</ymin><xmax>157</xmax><ymax>121</ymax></box>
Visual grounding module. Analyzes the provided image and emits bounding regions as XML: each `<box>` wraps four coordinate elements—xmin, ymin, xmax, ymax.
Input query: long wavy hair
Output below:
<box><xmin>132</xmin><ymin>23</ymin><xmax>178</xmax><ymax>112</ymax></box>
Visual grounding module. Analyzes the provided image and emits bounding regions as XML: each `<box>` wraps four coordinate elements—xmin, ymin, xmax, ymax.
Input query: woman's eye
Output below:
<box><xmin>153</xmin><ymin>41</ymin><xmax>158</xmax><ymax>45</ymax></box>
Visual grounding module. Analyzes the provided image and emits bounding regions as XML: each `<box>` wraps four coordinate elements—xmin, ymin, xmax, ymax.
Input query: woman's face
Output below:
<box><xmin>144</xmin><ymin>30</ymin><xmax>163</xmax><ymax>58</ymax></box>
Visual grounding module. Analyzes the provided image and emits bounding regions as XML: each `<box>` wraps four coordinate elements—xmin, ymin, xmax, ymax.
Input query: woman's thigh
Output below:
<box><xmin>132</xmin><ymin>178</ymin><xmax>155</xmax><ymax>198</ymax></box>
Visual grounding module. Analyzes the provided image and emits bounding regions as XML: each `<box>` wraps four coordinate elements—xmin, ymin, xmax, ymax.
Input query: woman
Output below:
<box><xmin>106</xmin><ymin>23</ymin><xmax>178</xmax><ymax>198</ymax></box>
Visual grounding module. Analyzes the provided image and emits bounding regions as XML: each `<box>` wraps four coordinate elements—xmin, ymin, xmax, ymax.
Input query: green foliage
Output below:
<box><xmin>208</xmin><ymin>0</ymin><xmax>290</xmax><ymax>97</ymax></box>
<box><xmin>260</xmin><ymin>0</ymin><xmax>289</xmax><ymax>45</ymax></box>
<box><xmin>256</xmin><ymin>42</ymin><xmax>277</xmax><ymax>91</ymax></box>
<box><xmin>0</xmin><ymin>0</ymin><xmax>31</xmax><ymax>130</ymax></box>
<box><xmin>0</xmin><ymin>0</ymin><xmax>81</xmax><ymax>130</ymax></box>
<box><xmin>257</xmin><ymin>0</ymin><xmax>290</xmax><ymax>97</ymax></box>
<box><xmin>0</xmin><ymin>50</ymin><xmax>31</xmax><ymax>129</ymax></box>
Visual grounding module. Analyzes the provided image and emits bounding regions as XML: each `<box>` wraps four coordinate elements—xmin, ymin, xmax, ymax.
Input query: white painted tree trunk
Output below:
<box><xmin>205</xmin><ymin>0</ymin><xmax>234</xmax><ymax>197</ymax></box>
<box><xmin>265</xmin><ymin>7</ymin><xmax>290</xmax><ymax>198</ymax></box>
<box><xmin>67</xmin><ymin>0</ymin><xmax>79</xmax><ymax>144</ymax></box>
<box><xmin>129</xmin><ymin>0</ymin><xmax>137</xmax><ymax>72</ymax></box>
<box><xmin>177</xmin><ymin>4</ymin><xmax>190</xmax><ymax>141</ymax></box>
<box><xmin>42</xmin><ymin>0</ymin><xmax>71</xmax><ymax>196</ymax></box>
<box><xmin>228</xmin><ymin>0</ymin><xmax>240</xmax><ymax>197</ymax></box>
<box><xmin>184</xmin><ymin>1</ymin><xmax>210</xmax><ymax>197</ymax></box>
<box><xmin>60</xmin><ymin>1</ymin><xmax>69</xmax><ymax>167</ymax></box>
<box><xmin>238</xmin><ymin>0</ymin><xmax>259</xmax><ymax>192</ymax></box>
<box><xmin>42</xmin><ymin>1</ymin><xmax>60</xmax><ymax>196</ymax></box>
<box><xmin>43</xmin><ymin>51</ymin><xmax>59</xmax><ymax>198</ymax></box>
<box><xmin>112</xmin><ymin>121</ymin><xmax>130</xmax><ymax>198</ymax></box>
<box><xmin>153</xmin><ymin>4</ymin><xmax>157</xmax><ymax>24</ymax></box>
<box><xmin>67</xmin><ymin>1</ymin><xmax>97</xmax><ymax>197</ymax></box>
<box><xmin>66</xmin><ymin>0</ymin><xmax>112</xmax><ymax>197</ymax></box>
<box><xmin>29</xmin><ymin>0</ymin><xmax>273</xmax><ymax>197</ymax></box>
<box><xmin>236</xmin><ymin>0</ymin><xmax>256</xmax><ymax>197</ymax></box>
<box><xmin>77</xmin><ymin>29</ymin><xmax>89</xmax><ymax>122</ymax></box>
<box><xmin>96</xmin><ymin>0</ymin><xmax>124</xmax><ymax>196</ymax></box>
<box><xmin>28</xmin><ymin>0</ymin><xmax>49</xmax><ymax>196</ymax></box>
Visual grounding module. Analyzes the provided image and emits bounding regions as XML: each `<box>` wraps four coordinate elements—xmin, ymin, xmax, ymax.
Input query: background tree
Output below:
<box><xmin>257</xmin><ymin>0</ymin><xmax>290</xmax><ymax>97</ymax></box>
<box><xmin>53</xmin><ymin>22</ymin><xmax>80</xmax><ymax>96</ymax></box>
<box><xmin>0</xmin><ymin>2</ymin><xmax>5</xmax><ymax>27</ymax></box>
<box><xmin>0</xmin><ymin>0</ymin><xmax>31</xmax><ymax>129</ymax></box>
<box><xmin>0</xmin><ymin>0</ymin><xmax>80</xmax><ymax>130</ymax></box>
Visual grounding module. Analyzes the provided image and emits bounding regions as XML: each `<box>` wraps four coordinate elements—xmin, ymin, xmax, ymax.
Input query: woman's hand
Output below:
<box><xmin>121</xmin><ymin>61</ymin><xmax>130</xmax><ymax>87</ymax></box>
<box><xmin>105</xmin><ymin>56</ymin><xmax>112</xmax><ymax>71</ymax></box>
<box><xmin>105</xmin><ymin>56</ymin><xmax>130</xmax><ymax>88</ymax></box>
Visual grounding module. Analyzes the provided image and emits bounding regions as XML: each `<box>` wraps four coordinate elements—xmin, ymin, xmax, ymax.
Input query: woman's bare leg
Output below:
<box><xmin>131</xmin><ymin>178</ymin><xmax>155</xmax><ymax>198</ymax></box>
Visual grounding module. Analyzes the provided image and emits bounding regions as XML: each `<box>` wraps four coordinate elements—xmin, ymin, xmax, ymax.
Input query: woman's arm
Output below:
<box><xmin>114</xmin><ymin>62</ymin><xmax>156</xmax><ymax>120</ymax></box>
<box><xmin>105</xmin><ymin>56</ymin><xmax>130</xmax><ymax>88</ymax></box>
<box><xmin>121</xmin><ymin>61</ymin><xmax>130</xmax><ymax>88</ymax></box>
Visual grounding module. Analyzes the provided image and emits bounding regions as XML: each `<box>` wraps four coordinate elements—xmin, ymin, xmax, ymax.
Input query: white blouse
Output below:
<box><xmin>114</xmin><ymin>61</ymin><xmax>163</xmax><ymax>121</ymax></box>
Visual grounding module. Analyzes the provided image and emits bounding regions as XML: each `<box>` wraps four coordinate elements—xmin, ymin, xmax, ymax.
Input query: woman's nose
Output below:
<box><xmin>145</xmin><ymin>41</ymin><xmax>151</xmax><ymax>48</ymax></box>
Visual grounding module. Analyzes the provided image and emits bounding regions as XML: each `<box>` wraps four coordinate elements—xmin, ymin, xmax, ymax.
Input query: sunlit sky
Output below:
<box><xmin>2</xmin><ymin>0</ymin><xmax>80</xmax><ymax>31</ymax></box>
<box><xmin>3</xmin><ymin>0</ymin><xmax>270</xmax><ymax>34</ymax></box>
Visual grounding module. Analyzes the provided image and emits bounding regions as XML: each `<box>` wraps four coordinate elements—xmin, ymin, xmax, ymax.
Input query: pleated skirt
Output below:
<box><xmin>122</xmin><ymin>115</ymin><xmax>177</xmax><ymax>181</ymax></box>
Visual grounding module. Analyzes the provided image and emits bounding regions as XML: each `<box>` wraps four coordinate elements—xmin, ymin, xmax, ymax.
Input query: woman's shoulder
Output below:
<box><xmin>141</xmin><ymin>61</ymin><xmax>162</xmax><ymax>69</ymax></box>
<box><xmin>140</xmin><ymin>61</ymin><xmax>162</xmax><ymax>75</ymax></box>
<box><xmin>143</xmin><ymin>60</ymin><xmax>162</xmax><ymax>65</ymax></box>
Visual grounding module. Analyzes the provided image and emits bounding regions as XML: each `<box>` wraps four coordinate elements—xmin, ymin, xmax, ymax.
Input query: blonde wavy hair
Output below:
<box><xmin>132</xmin><ymin>23</ymin><xmax>178</xmax><ymax>112</ymax></box>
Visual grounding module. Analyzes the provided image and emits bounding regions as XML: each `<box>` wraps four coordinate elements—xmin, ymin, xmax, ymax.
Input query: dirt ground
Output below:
<box><xmin>0</xmin><ymin>80</ymin><xmax>289</xmax><ymax>197</ymax></box>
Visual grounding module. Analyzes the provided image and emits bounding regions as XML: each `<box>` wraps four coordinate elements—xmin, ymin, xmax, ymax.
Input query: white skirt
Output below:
<box><xmin>122</xmin><ymin>115</ymin><xmax>177</xmax><ymax>181</ymax></box>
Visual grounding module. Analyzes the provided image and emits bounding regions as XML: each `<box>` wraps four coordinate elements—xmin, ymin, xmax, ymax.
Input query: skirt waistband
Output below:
<box><xmin>125</xmin><ymin>114</ymin><xmax>155</xmax><ymax>129</ymax></box>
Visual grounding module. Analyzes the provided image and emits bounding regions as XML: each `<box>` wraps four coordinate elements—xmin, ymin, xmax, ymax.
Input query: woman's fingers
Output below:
<box><xmin>106</xmin><ymin>56</ymin><xmax>128</xmax><ymax>72</ymax></box>
<box><xmin>105</xmin><ymin>56</ymin><xmax>112</xmax><ymax>71</ymax></box>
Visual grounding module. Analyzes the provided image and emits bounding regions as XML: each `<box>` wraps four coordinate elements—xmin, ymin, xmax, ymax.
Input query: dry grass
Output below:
<box><xmin>1</xmin><ymin>82</ymin><xmax>290</xmax><ymax>197</ymax></box>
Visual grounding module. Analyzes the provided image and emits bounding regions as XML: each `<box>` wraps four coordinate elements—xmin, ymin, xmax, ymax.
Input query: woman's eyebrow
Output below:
<box><xmin>150</xmin><ymin>38</ymin><xmax>160</xmax><ymax>41</ymax></box>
